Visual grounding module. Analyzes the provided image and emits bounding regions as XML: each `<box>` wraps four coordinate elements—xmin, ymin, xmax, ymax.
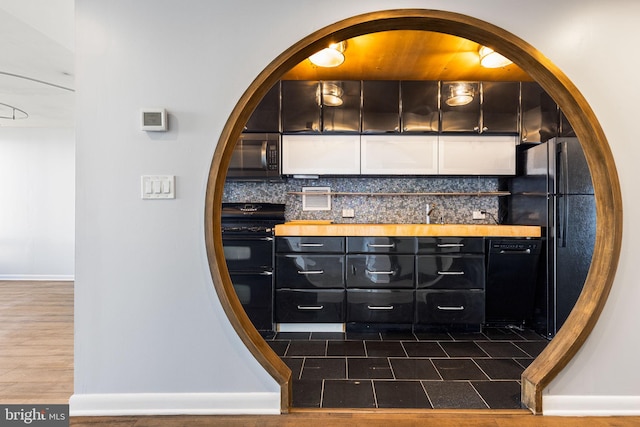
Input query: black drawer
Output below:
<box><xmin>416</xmin><ymin>255</ymin><xmax>485</xmax><ymax>289</ymax></box>
<box><xmin>276</xmin><ymin>254</ymin><xmax>344</xmax><ymax>289</ymax></box>
<box><xmin>346</xmin><ymin>254</ymin><xmax>415</xmax><ymax>289</ymax></box>
<box><xmin>275</xmin><ymin>289</ymin><xmax>345</xmax><ymax>323</ymax></box>
<box><xmin>276</xmin><ymin>236</ymin><xmax>345</xmax><ymax>253</ymax></box>
<box><xmin>347</xmin><ymin>289</ymin><xmax>414</xmax><ymax>323</ymax></box>
<box><xmin>417</xmin><ymin>237</ymin><xmax>485</xmax><ymax>254</ymax></box>
<box><xmin>416</xmin><ymin>290</ymin><xmax>484</xmax><ymax>324</ymax></box>
<box><xmin>347</xmin><ymin>237</ymin><xmax>416</xmax><ymax>254</ymax></box>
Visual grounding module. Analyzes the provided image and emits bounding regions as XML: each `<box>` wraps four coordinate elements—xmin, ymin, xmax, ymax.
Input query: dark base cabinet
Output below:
<box><xmin>416</xmin><ymin>290</ymin><xmax>485</xmax><ymax>324</ymax></box>
<box><xmin>275</xmin><ymin>289</ymin><xmax>345</xmax><ymax>323</ymax></box>
<box><xmin>230</xmin><ymin>272</ymin><xmax>273</xmax><ymax>331</ymax></box>
<box><xmin>346</xmin><ymin>289</ymin><xmax>414</xmax><ymax>323</ymax></box>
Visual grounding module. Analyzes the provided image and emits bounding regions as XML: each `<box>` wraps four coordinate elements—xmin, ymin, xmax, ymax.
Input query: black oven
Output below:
<box><xmin>221</xmin><ymin>203</ymin><xmax>285</xmax><ymax>332</ymax></box>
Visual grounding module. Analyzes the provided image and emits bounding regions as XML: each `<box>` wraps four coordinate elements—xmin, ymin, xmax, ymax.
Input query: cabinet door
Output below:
<box><xmin>360</xmin><ymin>135</ymin><xmax>438</xmax><ymax>175</ymax></box>
<box><xmin>347</xmin><ymin>237</ymin><xmax>416</xmax><ymax>254</ymax></box>
<box><xmin>440</xmin><ymin>81</ymin><xmax>480</xmax><ymax>133</ymax></box>
<box><xmin>276</xmin><ymin>236</ymin><xmax>345</xmax><ymax>253</ymax></box>
<box><xmin>362</xmin><ymin>81</ymin><xmax>400</xmax><ymax>133</ymax></box>
<box><xmin>347</xmin><ymin>289</ymin><xmax>414</xmax><ymax>323</ymax></box>
<box><xmin>438</xmin><ymin>135</ymin><xmax>516</xmax><ymax>175</ymax></box>
<box><xmin>276</xmin><ymin>254</ymin><xmax>344</xmax><ymax>289</ymax></box>
<box><xmin>346</xmin><ymin>254</ymin><xmax>415</xmax><ymax>289</ymax></box>
<box><xmin>401</xmin><ymin>81</ymin><xmax>439</xmax><ymax>132</ymax></box>
<box><xmin>481</xmin><ymin>81</ymin><xmax>519</xmax><ymax>134</ymax></box>
<box><xmin>281</xmin><ymin>134</ymin><xmax>360</xmax><ymax>175</ymax></box>
<box><xmin>275</xmin><ymin>289</ymin><xmax>345</xmax><ymax>323</ymax></box>
<box><xmin>321</xmin><ymin>80</ymin><xmax>361</xmax><ymax>133</ymax></box>
<box><xmin>520</xmin><ymin>81</ymin><xmax>558</xmax><ymax>143</ymax></box>
<box><xmin>415</xmin><ymin>290</ymin><xmax>484</xmax><ymax>324</ymax></box>
<box><xmin>417</xmin><ymin>237</ymin><xmax>485</xmax><ymax>254</ymax></box>
<box><xmin>244</xmin><ymin>82</ymin><xmax>280</xmax><ymax>132</ymax></box>
<box><xmin>416</xmin><ymin>254</ymin><xmax>485</xmax><ymax>289</ymax></box>
<box><xmin>281</xmin><ymin>81</ymin><xmax>321</xmax><ymax>133</ymax></box>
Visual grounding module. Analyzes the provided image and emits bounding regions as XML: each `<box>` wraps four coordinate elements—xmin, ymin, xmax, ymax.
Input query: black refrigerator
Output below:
<box><xmin>507</xmin><ymin>137</ymin><xmax>595</xmax><ymax>337</ymax></box>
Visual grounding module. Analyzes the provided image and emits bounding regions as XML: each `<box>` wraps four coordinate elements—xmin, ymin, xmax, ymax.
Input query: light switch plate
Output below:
<box><xmin>141</xmin><ymin>175</ymin><xmax>175</xmax><ymax>199</ymax></box>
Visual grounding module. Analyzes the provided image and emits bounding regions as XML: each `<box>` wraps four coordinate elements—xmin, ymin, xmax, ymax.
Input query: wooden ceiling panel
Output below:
<box><xmin>282</xmin><ymin>30</ymin><xmax>532</xmax><ymax>82</ymax></box>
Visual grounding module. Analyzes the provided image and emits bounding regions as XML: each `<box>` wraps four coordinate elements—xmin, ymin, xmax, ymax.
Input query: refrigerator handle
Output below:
<box><xmin>558</xmin><ymin>141</ymin><xmax>569</xmax><ymax>248</ymax></box>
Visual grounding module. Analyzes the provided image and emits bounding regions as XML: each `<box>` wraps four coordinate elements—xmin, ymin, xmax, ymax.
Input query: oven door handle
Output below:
<box><xmin>222</xmin><ymin>236</ymin><xmax>273</xmax><ymax>242</ymax></box>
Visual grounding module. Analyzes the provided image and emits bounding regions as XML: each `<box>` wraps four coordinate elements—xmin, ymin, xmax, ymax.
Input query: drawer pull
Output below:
<box><xmin>299</xmin><ymin>243</ymin><xmax>324</xmax><ymax>248</ymax></box>
<box><xmin>437</xmin><ymin>243</ymin><xmax>464</xmax><ymax>248</ymax></box>
<box><xmin>297</xmin><ymin>305</ymin><xmax>324</xmax><ymax>310</ymax></box>
<box><xmin>297</xmin><ymin>270</ymin><xmax>324</xmax><ymax>275</ymax></box>
<box><xmin>437</xmin><ymin>305</ymin><xmax>465</xmax><ymax>311</ymax></box>
<box><xmin>367</xmin><ymin>305</ymin><xmax>394</xmax><ymax>310</ymax></box>
<box><xmin>437</xmin><ymin>271</ymin><xmax>465</xmax><ymax>275</ymax></box>
<box><xmin>367</xmin><ymin>243</ymin><xmax>396</xmax><ymax>248</ymax></box>
<box><xmin>365</xmin><ymin>269</ymin><xmax>394</xmax><ymax>275</ymax></box>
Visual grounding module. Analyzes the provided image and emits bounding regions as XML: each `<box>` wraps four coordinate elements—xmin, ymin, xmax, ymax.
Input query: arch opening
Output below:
<box><xmin>205</xmin><ymin>9</ymin><xmax>622</xmax><ymax>414</ymax></box>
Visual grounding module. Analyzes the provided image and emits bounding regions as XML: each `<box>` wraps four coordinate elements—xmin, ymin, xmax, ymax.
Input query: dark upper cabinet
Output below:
<box><xmin>401</xmin><ymin>81</ymin><xmax>440</xmax><ymax>133</ymax></box>
<box><xmin>559</xmin><ymin>110</ymin><xmax>576</xmax><ymax>137</ymax></box>
<box><xmin>521</xmin><ymin>81</ymin><xmax>558</xmax><ymax>143</ymax></box>
<box><xmin>244</xmin><ymin>82</ymin><xmax>280</xmax><ymax>132</ymax></box>
<box><xmin>321</xmin><ymin>80</ymin><xmax>361</xmax><ymax>133</ymax></box>
<box><xmin>440</xmin><ymin>81</ymin><xmax>481</xmax><ymax>133</ymax></box>
<box><xmin>362</xmin><ymin>81</ymin><xmax>400</xmax><ymax>133</ymax></box>
<box><xmin>281</xmin><ymin>80</ymin><xmax>321</xmax><ymax>133</ymax></box>
<box><xmin>481</xmin><ymin>81</ymin><xmax>520</xmax><ymax>134</ymax></box>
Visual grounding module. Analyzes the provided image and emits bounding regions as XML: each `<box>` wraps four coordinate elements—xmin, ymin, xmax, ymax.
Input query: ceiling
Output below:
<box><xmin>0</xmin><ymin>5</ymin><xmax>531</xmax><ymax>129</ymax></box>
<box><xmin>0</xmin><ymin>1</ymin><xmax>74</xmax><ymax>128</ymax></box>
<box><xmin>283</xmin><ymin>30</ymin><xmax>532</xmax><ymax>82</ymax></box>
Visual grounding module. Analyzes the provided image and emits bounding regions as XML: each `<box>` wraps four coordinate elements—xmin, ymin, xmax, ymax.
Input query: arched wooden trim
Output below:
<box><xmin>204</xmin><ymin>9</ymin><xmax>622</xmax><ymax>414</ymax></box>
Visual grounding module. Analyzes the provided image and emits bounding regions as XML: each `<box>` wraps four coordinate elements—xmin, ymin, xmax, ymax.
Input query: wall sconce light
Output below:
<box><xmin>445</xmin><ymin>83</ymin><xmax>474</xmax><ymax>107</ymax></box>
<box><xmin>309</xmin><ymin>41</ymin><xmax>347</xmax><ymax>68</ymax></box>
<box><xmin>316</xmin><ymin>82</ymin><xmax>344</xmax><ymax>107</ymax></box>
<box><xmin>479</xmin><ymin>46</ymin><xmax>513</xmax><ymax>68</ymax></box>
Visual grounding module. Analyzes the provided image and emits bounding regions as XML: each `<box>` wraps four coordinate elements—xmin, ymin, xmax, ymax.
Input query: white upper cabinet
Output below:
<box><xmin>282</xmin><ymin>134</ymin><xmax>361</xmax><ymax>175</ymax></box>
<box><xmin>361</xmin><ymin>135</ymin><xmax>438</xmax><ymax>175</ymax></box>
<box><xmin>438</xmin><ymin>135</ymin><xmax>517</xmax><ymax>175</ymax></box>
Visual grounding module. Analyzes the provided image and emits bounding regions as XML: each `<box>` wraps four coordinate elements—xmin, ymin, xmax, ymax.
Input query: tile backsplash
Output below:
<box><xmin>223</xmin><ymin>177</ymin><xmax>501</xmax><ymax>224</ymax></box>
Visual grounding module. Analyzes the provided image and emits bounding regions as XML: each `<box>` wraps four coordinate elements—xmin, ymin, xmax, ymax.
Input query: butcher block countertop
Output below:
<box><xmin>274</xmin><ymin>222</ymin><xmax>541</xmax><ymax>238</ymax></box>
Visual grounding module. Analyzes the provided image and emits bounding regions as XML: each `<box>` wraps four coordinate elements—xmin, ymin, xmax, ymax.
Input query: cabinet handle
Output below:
<box><xmin>299</xmin><ymin>243</ymin><xmax>324</xmax><ymax>248</ymax></box>
<box><xmin>437</xmin><ymin>305</ymin><xmax>465</xmax><ymax>311</ymax></box>
<box><xmin>297</xmin><ymin>270</ymin><xmax>324</xmax><ymax>275</ymax></box>
<box><xmin>365</xmin><ymin>270</ymin><xmax>394</xmax><ymax>275</ymax></box>
<box><xmin>437</xmin><ymin>271</ymin><xmax>465</xmax><ymax>275</ymax></box>
<box><xmin>437</xmin><ymin>243</ymin><xmax>464</xmax><ymax>248</ymax></box>
<box><xmin>297</xmin><ymin>305</ymin><xmax>324</xmax><ymax>310</ymax></box>
<box><xmin>367</xmin><ymin>243</ymin><xmax>395</xmax><ymax>248</ymax></box>
<box><xmin>367</xmin><ymin>305</ymin><xmax>394</xmax><ymax>310</ymax></box>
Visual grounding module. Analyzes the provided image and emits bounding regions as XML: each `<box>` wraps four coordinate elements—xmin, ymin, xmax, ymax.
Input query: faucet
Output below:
<box><xmin>425</xmin><ymin>203</ymin><xmax>436</xmax><ymax>224</ymax></box>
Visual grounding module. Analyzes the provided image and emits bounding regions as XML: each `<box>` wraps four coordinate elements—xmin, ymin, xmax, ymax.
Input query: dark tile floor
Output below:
<box><xmin>265</xmin><ymin>327</ymin><xmax>548</xmax><ymax>409</ymax></box>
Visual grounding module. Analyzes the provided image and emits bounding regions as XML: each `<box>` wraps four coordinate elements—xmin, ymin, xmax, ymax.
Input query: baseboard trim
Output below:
<box><xmin>69</xmin><ymin>392</ymin><xmax>281</xmax><ymax>416</ymax></box>
<box><xmin>0</xmin><ymin>274</ymin><xmax>74</xmax><ymax>281</ymax></box>
<box><xmin>543</xmin><ymin>395</ymin><xmax>640</xmax><ymax>416</ymax></box>
<box><xmin>277</xmin><ymin>323</ymin><xmax>345</xmax><ymax>333</ymax></box>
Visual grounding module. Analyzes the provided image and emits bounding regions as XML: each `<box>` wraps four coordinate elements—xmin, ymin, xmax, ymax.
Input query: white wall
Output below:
<box><xmin>0</xmin><ymin>127</ymin><xmax>74</xmax><ymax>280</ymax></box>
<box><xmin>72</xmin><ymin>0</ymin><xmax>640</xmax><ymax>416</ymax></box>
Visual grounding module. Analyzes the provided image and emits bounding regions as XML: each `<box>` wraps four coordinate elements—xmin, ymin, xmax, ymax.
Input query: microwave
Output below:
<box><xmin>226</xmin><ymin>133</ymin><xmax>282</xmax><ymax>182</ymax></box>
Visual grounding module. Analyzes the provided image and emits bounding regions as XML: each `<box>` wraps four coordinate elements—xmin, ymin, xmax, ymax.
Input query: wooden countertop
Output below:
<box><xmin>274</xmin><ymin>223</ymin><xmax>541</xmax><ymax>237</ymax></box>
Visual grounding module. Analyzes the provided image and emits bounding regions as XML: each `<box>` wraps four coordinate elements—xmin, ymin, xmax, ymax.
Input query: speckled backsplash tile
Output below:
<box><xmin>223</xmin><ymin>177</ymin><xmax>502</xmax><ymax>224</ymax></box>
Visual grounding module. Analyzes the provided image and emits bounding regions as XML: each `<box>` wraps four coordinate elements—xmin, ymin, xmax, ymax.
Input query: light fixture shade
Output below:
<box><xmin>479</xmin><ymin>46</ymin><xmax>513</xmax><ymax>68</ymax></box>
<box><xmin>309</xmin><ymin>42</ymin><xmax>346</xmax><ymax>68</ymax></box>
<box><xmin>445</xmin><ymin>83</ymin><xmax>474</xmax><ymax>107</ymax></box>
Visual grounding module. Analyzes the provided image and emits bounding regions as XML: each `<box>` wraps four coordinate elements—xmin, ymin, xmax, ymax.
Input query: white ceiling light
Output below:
<box><xmin>479</xmin><ymin>46</ymin><xmax>513</xmax><ymax>68</ymax></box>
<box><xmin>309</xmin><ymin>41</ymin><xmax>347</xmax><ymax>68</ymax></box>
<box><xmin>445</xmin><ymin>83</ymin><xmax>474</xmax><ymax>107</ymax></box>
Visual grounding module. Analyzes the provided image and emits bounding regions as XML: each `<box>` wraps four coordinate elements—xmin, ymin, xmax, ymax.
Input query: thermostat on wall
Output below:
<box><xmin>141</xmin><ymin>108</ymin><xmax>167</xmax><ymax>131</ymax></box>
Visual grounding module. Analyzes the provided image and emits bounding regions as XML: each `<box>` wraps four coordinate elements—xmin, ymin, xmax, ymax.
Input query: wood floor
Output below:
<box><xmin>2</xmin><ymin>281</ymin><xmax>639</xmax><ymax>427</ymax></box>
